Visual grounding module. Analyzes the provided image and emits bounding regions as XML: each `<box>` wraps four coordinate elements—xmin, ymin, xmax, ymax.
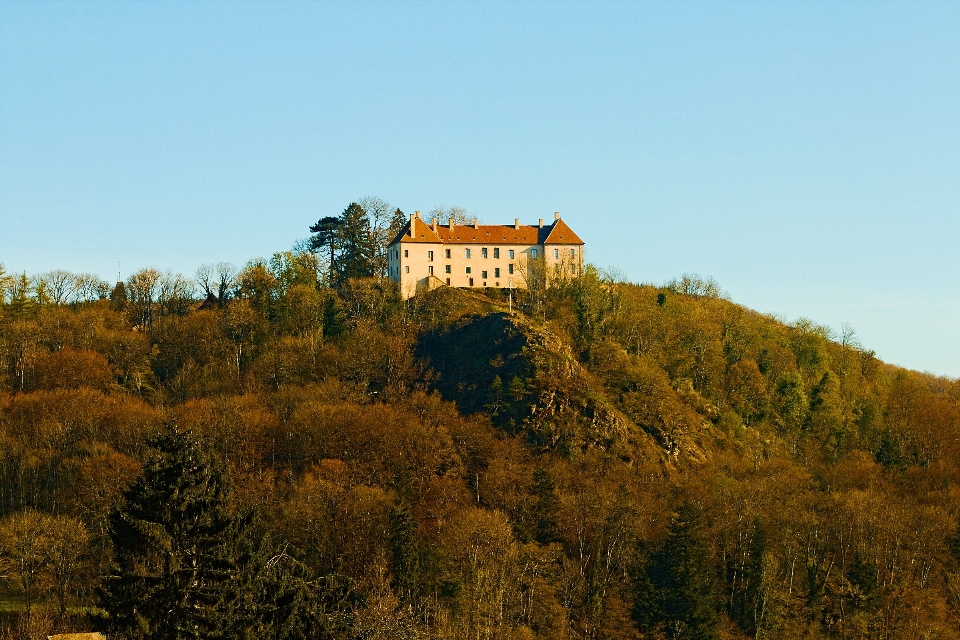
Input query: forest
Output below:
<box><xmin>0</xmin><ymin>202</ymin><xmax>959</xmax><ymax>640</ymax></box>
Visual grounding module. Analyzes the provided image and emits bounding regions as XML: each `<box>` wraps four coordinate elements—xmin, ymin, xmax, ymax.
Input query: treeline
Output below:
<box><xmin>0</xmin><ymin>229</ymin><xmax>959</xmax><ymax>638</ymax></box>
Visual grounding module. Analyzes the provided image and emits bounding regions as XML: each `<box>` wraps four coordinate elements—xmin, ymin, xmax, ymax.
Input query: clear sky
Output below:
<box><xmin>1</xmin><ymin>2</ymin><xmax>958</xmax><ymax>377</ymax></box>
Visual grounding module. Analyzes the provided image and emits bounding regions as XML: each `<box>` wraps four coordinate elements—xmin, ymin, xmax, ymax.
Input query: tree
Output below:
<box><xmin>41</xmin><ymin>270</ymin><xmax>77</xmax><ymax>305</ymax></box>
<box><xmin>428</xmin><ymin>205</ymin><xmax>472</xmax><ymax>225</ymax></box>
<box><xmin>75</xmin><ymin>273</ymin><xmax>111</xmax><ymax>303</ymax></box>
<box><xmin>358</xmin><ymin>196</ymin><xmax>394</xmax><ymax>278</ymax></box>
<box><xmin>0</xmin><ymin>262</ymin><xmax>13</xmax><ymax>304</ymax></box>
<box><xmin>530</xmin><ymin>469</ymin><xmax>560</xmax><ymax>545</ymax></box>
<box><xmin>126</xmin><ymin>268</ymin><xmax>162</xmax><ymax>329</ymax></box>
<box><xmin>335</xmin><ymin>203</ymin><xmax>375</xmax><ymax>284</ymax></box>
<box><xmin>0</xmin><ymin>509</ymin><xmax>53</xmax><ymax>623</ymax></box>
<box><xmin>309</xmin><ymin>216</ymin><xmax>343</xmax><ymax>285</ymax></box>
<box><xmin>110</xmin><ymin>280</ymin><xmax>128</xmax><ymax>311</ymax></box>
<box><xmin>195</xmin><ymin>264</ymin><xmax>217</xmax><ymax>300</ymax></box>
<box><xmin>216</xmin><ymin>262</ymin><xmax>237</xmax><ymax>304</ymax></box>
<box><xmin>100</xmin><ymin>430</ymin><xmax>256</xmax><ymax>639</ymax></box>
<box><xmin>46</xmin><ymin>515</ymin><xmax>91</xmax><ymax>618</ymax></box>
<box><xmin>389</xmin><ymin>464</ymin><xmax>426</xmax><ymax>604</ymax></box>
<box><xmin>636</xmin><ymin>501</ymin><xmax>719</xmax><ymax>640</ymax></box>
<box><xmin>7</xmin><ymin>272</ymin><xmax>35</xmax><ymax>318</ymax></box>
<box><xmin>388</xmin><ymin>208</ymin><xmax>406</xmax><ymax>242</ymax></box>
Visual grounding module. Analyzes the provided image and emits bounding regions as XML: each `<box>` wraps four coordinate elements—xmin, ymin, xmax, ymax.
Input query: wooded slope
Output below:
<box><xmin>0</xmin><ymin>262</ymin><xmax>958</xmax><ymax>639</ymax></box>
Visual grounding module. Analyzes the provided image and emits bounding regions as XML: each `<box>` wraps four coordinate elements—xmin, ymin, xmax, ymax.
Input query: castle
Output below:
<box><xmin>387</xmin><ymin>211</ymin><xmax>584</xmax><ymax>299</ymax></box>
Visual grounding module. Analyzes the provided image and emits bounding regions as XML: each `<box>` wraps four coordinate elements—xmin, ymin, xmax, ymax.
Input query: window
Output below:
<box><xmin>482</xmin><ymin>270</ymin><xmax>488</xmax><ymax>279</ymax></box>
<box><xmin>428</xmin><ymin>251</ymin><xmax>434</xmax><ymax>261</ymax></box>
<box><xmin>509</xmin><ymin>250</ymin><xmax>515</xmax><ymax>259</ymax></box>
<box><xmin>493</xmin><ymin>248</ymin><xmax>500</xmax><ymax>259</ymax></box>
<box><xmin>508</xmin><ymin>263</ymin><xmax>514</xmax><ymax>274</ymax></box>
<box><xmin>570</xmin><ymin>264</ymin><xmax>576</xmax><ymax>274</ymax></box>
<box><xmin>494</xmin><ymin>268</ymin><xmax>500</xmax><ymax>278</ymax></box>
<box><xmin>405</xmin><ymin>266</ymin><xmax>409</xmax><ymax>273</ymax></box>
<box><xmin>531</xmin><ymin>248</ymin><xmax>538</xmax><ymax>258</ymax></box>
<box><xmin>445</xmin><ymin>264</ymin><xmax>451</xmax><ymax>274</ymax></box>
<box><xmin>554</xmin><ymin>248</ymin><xmax>559</xmax><ymax>259</ymax></box>
<box><xmin>445</xmin><ymin>249</ymin><xmax>451</xmax><ymax>259</ymax></box>
<box><xmin>446</xmin><ymin>278</ymin><xmax>450</xmax><ymax>285</ymax></box>
<box><xmin>465</xmin><ymin>248</ymin><xmax>471</xmax><ymax>259</ymax></box>
<box><xmin>481</xmin><ymin>248</ymin><xmax>488</xmax><ymax>259</ymax></box>
<box><xmin>404</xmin><ymin>249</ymin><xmax>408</xmax><ymax>258</ymax></box>
<box><xmin>466</xmin><ymin>266</ymin><xmax>472</xmax><ymax>274</ymax></box>
<box><xmin>469</xmin><ymin>278</ymin><xmax>474</xmax><ymax>286</ymax></box>
<box><xmin>570</xmin><ymin>248</ymin><xmax>575</xmax><ymax>258</ymax></box>
<box><xmin>429</xmin><ymin>266</ymin><xmax>434</xmax><ymax>275</ymax></box>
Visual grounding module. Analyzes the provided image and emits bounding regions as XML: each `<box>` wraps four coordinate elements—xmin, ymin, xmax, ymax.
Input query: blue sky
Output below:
<box><xmin>1</xmin><ymin>2</ymin><xmax>958</xmax><ymax>377</ymax></box>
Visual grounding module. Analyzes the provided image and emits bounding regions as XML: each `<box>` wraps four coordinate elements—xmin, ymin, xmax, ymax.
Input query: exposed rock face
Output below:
<box><xmin>417</xmin><ymin>313</ymin><xmax>634</xmax><ymax>454</ymax></box>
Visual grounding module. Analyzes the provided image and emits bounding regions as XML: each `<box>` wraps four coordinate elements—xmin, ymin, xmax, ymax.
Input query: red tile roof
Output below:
<box><xmin>390</xmin><ymin>218</ymin><xmax>583</xmax><ymax>246</ymax></box>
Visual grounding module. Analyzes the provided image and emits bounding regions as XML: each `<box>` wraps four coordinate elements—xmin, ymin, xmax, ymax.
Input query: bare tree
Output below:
<box><xmin>46</xmin><ymin>516</ymin><xmax>90</xmax><ymax>618</ymax></box>
<box><xmin>359</xmin><ymin>196</ymin><xmax>394</xmax><ymax>278</ymax></box>
<box><xmin>41</xmin><ymin>270</ymin><xmax>77</xmax><ymax>305</ymax></box>
<box><xmin>195</xmin><ymin>264</ymin><xmax>215</xmax><ymax>299</ymax></box>
<box><xmin>74</xmin><ymin>273</ymin><xmax>111</xmax><ymax>302</ymax></box>
<box><xmin>158</xmin><ymin>271</ymin><xmax>195</xmax><ymax>316</ymax></box>
<box><xmin>429</xmin><ymin>204</ymin><xmax>473</xmax><ymax>225</ymax></box>
<box><xmin>216</xmin><ymin>262</ymin><xmax>237</xmax><ymax>304</ymax></box>
<box><xmin>126</xmin><ymin>268</ymin><xmax>162</xmax><ymax>328</ymax></box>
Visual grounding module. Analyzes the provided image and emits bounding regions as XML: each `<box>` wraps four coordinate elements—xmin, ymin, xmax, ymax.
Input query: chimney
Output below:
<box><xmin>415</xmin><ymin>210</ymin><xmax>421</xmax><ymax>219</ymax></box>
<box><xmin>409</xmin><ymin>212</ymin><xmax>414</xmax><ymax>235</ymax></box>
<box><xmin>449</xmin><ymin>217</ymin><xmax>455</xmax><ymax>231</ymax></box>
<box><xmin>554</xmin><ymin>211</ymin><xmax>560</xmax><ymax>221</ymax></box>
<box><xmin>514</xmin><ymin>218</ymin><xmax>519</xmax><ymax>229</ymax></box>
<box><xmin>432</xmin><ymin>219</ymin><xmax>437</xmax><ymax>233</ymax></box>
<box><xmin>538</xmin><ymin>218</ymin><xmax>543</xmax><ymax>228</ymax></box>
<box><xmin>473</xmin><ymin>218</ymin><xmax>479</xmax><ymax>228</ymax></box>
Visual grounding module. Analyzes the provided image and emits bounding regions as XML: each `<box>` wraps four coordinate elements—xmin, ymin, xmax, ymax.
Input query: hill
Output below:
<box><xmin>0</xmin><ymin>262</ymin><xmax>958</xmax><ymax>639</ymax></box>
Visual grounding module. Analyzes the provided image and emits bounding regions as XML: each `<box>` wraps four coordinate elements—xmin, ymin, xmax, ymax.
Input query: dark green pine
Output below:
<box><xmin>100</xmin><ymin>431</ymin><xmax>254</xmax><ymax>640</ymax></box>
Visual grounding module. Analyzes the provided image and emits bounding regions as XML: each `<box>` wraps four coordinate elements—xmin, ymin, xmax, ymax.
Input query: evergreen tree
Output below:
<box><xmin>389</xmin><ymin>464</ymin><xmax>424</xmax><ymax>603</ymax></box>
<box><xmin>309</xmin><ymin>216</ymin><xmax>342</xmax><ymax>285</ymax></box>
<box><xmin>7</xmin><ymin>273</ymin><xmax>35</xmax><ymax>318</ymax></box>
<box><xmin>530</xmin><ymin>469</ymin><xmax>560</xmax><ymax>545</ymax></box>
<box><xmin>335</xmin><ymin>203</ymin><xmax>374</xmax><ymax>284</ymax></box>
<box><xmin>636</xmin><ymin>501</ymin><xmax>719</xmax><ymax>640</ymax></box>
<box><xmin>388</xmin><ymin>207</ymin><xmax>406</xmax><ymax>241</ymax></box>
<box><xmin>100</xmin><ymin>430</ymin><xmax>256</xmax><ymax>639</ymax></box>
<box><xmin>110</xmin><ymin>280</ymin><xmax>128</xmax><ymax>312</ymax></box>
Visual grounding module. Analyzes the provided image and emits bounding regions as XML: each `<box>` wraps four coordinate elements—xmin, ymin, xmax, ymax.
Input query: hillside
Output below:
<box><xmin>0</xmin><ymin>263</ymin><xmax>959</xmax><ymax>639</ymax></box>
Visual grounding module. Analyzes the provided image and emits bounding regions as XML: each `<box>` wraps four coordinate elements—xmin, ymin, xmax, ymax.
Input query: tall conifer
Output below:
<box><xmin>100</xmin><ymin>431</ymin><xmax>254</xmax><ymax>639</ymax></box>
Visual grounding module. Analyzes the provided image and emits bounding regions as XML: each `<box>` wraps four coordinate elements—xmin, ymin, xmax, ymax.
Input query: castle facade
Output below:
<box><xmin>387</xmin><ymin>211</ymin><xmax>584</xmax><ymax>299</ymax></box>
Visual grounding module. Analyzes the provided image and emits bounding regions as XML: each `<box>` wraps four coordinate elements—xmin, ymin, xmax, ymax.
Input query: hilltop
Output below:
<box><xmin>0</xmin><ymin>263</ymin><xmax>958</xmax><ymax>640</ymax></box>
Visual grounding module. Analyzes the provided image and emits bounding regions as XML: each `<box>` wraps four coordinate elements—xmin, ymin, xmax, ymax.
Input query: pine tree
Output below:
<box><xmin>530</xmin><ymin>469</ymin><xmax>560</xmax><ymax>545</ymax></box>
<box><xmin>389</xmin><ymin>464</ymin><xmax>425</xmax><ymax>604</ymax></box>
<box><xmin>639</xmin><ymin>501</ymin><xmax>719</xmax><ymax>640</ymax></box>
<box><xmin>110</xmin><ymin>280</ymin><xmax>128</xmax><ymax>312</ymax></box>
<box><xmin>309</xmin><ymin>216</ymin><xmax>342</xmax><ymax>285</ymax></box>
<box><xmin>388</xmin><ymin>207</ymin><xmax>406</xmax><ymax>241</ymax></box>
<box><xmin>335</xmin><ymin>203</ymin><xmax>374</xmax><ymax>284</ymax></box>
<box><xmin>100</xmin><ymin>431</ymin><xmax>256</xmax><ymax>639</ymax></box>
